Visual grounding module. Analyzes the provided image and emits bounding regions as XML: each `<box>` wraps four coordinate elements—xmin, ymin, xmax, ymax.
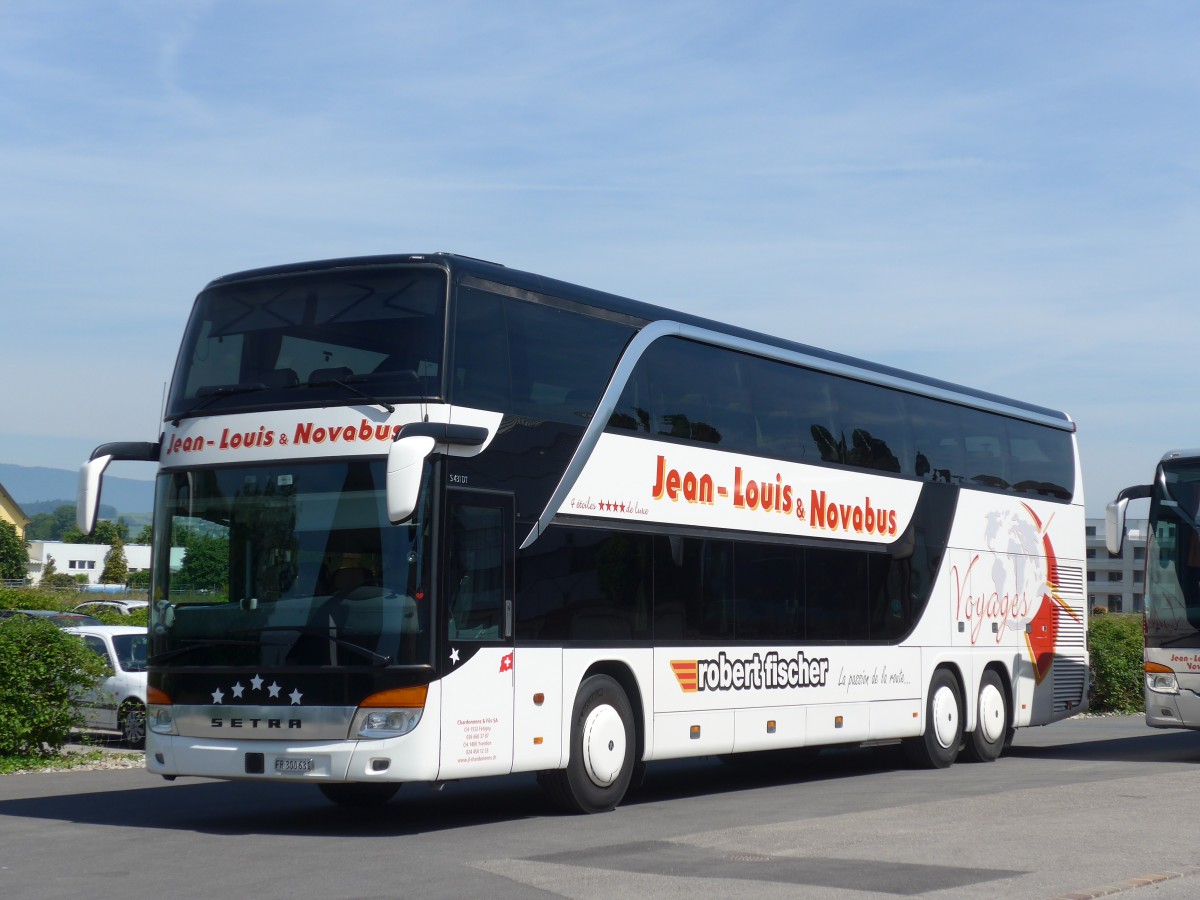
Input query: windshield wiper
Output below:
<box><xmin>171</xmin><ymin>384</ymin><xmax>269</xmax><ymax>425</ymax></box>
<box><xmin>241</xmin><ymin>626</ymin><xmax>392</xmax><ymax>666</ymax></box>
<box><xmin>292</xmin><ymin>378</ymin><xmax>395</xmax><ymax>415</ymax></box>
<box><xmin>148</xmin><ymin>638</ymin><xmax>261</xmax><ymax>665</ymax></box>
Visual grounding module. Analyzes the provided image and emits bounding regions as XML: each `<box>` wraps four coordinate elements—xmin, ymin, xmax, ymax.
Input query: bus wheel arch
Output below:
<box><xmin>962</xmin><ymin>666</ymin><xmax>1011</xmax><ymax>763</ymax></box>
<box><xmin>539</xmin><ymin>667</ymin><xmax>640</xmax><ymax>813</ymax></box>
<box><xmin>904</xmin><ymin>665</ymin><xmax>963</xmax><ymax>769</ymax></box>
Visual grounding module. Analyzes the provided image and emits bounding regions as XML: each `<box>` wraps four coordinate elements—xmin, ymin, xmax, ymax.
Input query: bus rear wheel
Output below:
<box><xmin>962</xmin><ymin>669</ymin><xmax>1009</xmax><ymax>763</ymax></box>
<box><xmin>539</xmin><ymin>674</ymin><xmax>636</xmax><ymax>814</ymax></box>
<box><xmin>904</xmin><ymin>669</ymin><xmax>962</xmax><ymax>769</ymax></box>
<box><xmin>318</xmin><ymin>783</ymin><xmax>400</xmax><ymax>807</ymax></box>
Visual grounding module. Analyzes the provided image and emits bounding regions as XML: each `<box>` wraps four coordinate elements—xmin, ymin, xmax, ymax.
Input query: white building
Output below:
<box><xmin>26</xmin><ymin>541</ymin><xmax>183</xmax><ymax>585</ymax></box>
<box><xmin>1085</xmin><ymin>517</ymin><xmax>1147</xmax><ymax>613</ymax></box>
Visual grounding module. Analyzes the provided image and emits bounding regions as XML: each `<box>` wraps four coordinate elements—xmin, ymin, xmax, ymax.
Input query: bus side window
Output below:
<box><xmin>446</xmin><ymin>497</ymin><xmax>511</xmax><ymax>642</ymax></box>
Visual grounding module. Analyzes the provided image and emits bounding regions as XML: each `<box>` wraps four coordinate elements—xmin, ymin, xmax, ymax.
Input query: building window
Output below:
<box><xmin>1086</xmin><ymin>525</ymin><xmax>1096</xmax><ymax>537</ymax></box>
<box><xmin>1134</xmin><ymin>547</ymin><xmax>1145</xmax><ymax>560</ymax></box>
<box><xmin>1086</xmin><ymin>549</ymin><xmax>1096</xmax><ymax>559</ymax></box>
<box><xmin>1108</xmin><ymin>596</ymin><xmax>1123</xmax><ymax>612</ymax></box>
<box><xmin>1107</xmin><ymin>572</ymin><xmax>1121</xmax><ymax>582</ymax></box>
<box><xmin>1133</xmin><ymin>593</ymin><xmax>1144</xmax><ymax>611</ymax></box>
<box><xmin>1134</xmin><ymin>571</ymin><xmax>1144</xmax><ymax>583</ymax></box>
<box><xmin>1087</xmin><ymin>571</ymin><xmax>1095</xmax><ymax>582</ymax></box>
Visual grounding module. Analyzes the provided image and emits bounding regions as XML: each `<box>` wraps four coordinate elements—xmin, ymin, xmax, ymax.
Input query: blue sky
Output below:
<box><xmin>2</xmin><ymin>1</ymin><xmax>1196</xmax><ymax>514</ymax></box>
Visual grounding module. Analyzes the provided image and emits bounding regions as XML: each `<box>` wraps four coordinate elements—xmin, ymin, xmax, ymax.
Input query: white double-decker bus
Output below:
<box><xmin>1108</xmin><ymin>451</ymin><xmax>1200</xmax><ymax>730</ymax></box>
<box><xmin>79</xmin><ymin>253</ymin><xmax>1088</xmax><ymax>812</ymax></box>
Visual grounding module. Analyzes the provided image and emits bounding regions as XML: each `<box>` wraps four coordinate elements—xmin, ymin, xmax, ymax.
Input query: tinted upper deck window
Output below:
<box><xmin>167</xmin><ymin>267</ymin><xmax>446</xmax><ymax>419</ymax></box>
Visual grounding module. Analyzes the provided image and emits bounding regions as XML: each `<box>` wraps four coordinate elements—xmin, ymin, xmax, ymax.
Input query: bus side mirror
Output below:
<box><xmin>77</xmin><ymin>455</ymin><xmax>112</xmax><ymax>536</ymax></box>
<box><xmin>1106</xmin><ymin>483</ymin><xmax>1154</xmax><ymax>555</ymax></box>
<box><xmin>76</xmin><ymin>440</ymin><xmax>161</xmax><ymax>535</ymax></box>
<box><xmin>1105</xmin><ymin>498</ymin><xmax>1127</xmax><ymax>556</ymax></box>
<box><xmin>386</xmin><ymin>435</ymin><xmax>436</xmax><ymax>524</ymax></box>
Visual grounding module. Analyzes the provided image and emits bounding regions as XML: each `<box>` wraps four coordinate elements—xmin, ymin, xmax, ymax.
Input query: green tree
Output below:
<box><xmin>62</xmin><ymin>519</ymin><xmax>129</xmax><ymax>546</ymax></box>
<box><xmin>40</xmin><ymin>555</ymin><xmax>78</xmax><ymax>590</ymax></box>
<box><xmin>100</xmin><ymin>534</ymin><xmax>129</xmax><ymax>584</ymax></box>
<box><xmin>134</xmin><ymin>524</ymin><xmax>153</xmax><ymax>545</ymax></box>
<box><xmin>24</xmin><ymin>505</ymin><xmax>78</xmax><ymax>542</ymax></box>
<box><xmin>0</xmin><ymin>522</ymin><xmax>28</xmax><ymax>582</ymax></box>
<box><xmin>175</xmin><ymin>533</ymin><xmax>230</xmax><ymax>592</ymax></box>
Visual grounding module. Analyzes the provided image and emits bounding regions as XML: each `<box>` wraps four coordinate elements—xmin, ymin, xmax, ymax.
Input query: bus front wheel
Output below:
<box><xmin>904</xmin><ymin>669</ymin><xmax>962</xmax><ymax>769</ymax></box>
<box><xmin>539</xmin><ymin>674</ymin><xmax>636</xmax><ymax>814</ymax></box>
<box><xmin>961</xmin><ymin>669</ymin><xmax>1009</xmax><ymax>763</ymax></box>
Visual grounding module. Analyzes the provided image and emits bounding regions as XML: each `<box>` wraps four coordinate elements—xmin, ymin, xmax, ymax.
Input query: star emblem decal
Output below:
<box><xmin>268</xmin><ymin>681</ymin><xmax>282</xmax><ymax>698</ymax></box>
<box><xmin>289</xmin><ymin>688</ymin><xmax>303</xmax><ymax>705</ymax></box>
<box><xmin>211</xmin><ymin>687</ymin><xmax>224</xmax><ymax>704</ymax></box>
<box><xmin>450</xmin><ymin>647</ymin><xmax>460</xmax><ymax>665</ymax></box>
<box><xmin>251</xmin><ymin>674</ymin><xmax>264</xmax><ymax>691</ymax></box>
<box><xmin>231</xmin><ymin>682</ymin><xmax>245</xmax><ymax>698</ymax></box>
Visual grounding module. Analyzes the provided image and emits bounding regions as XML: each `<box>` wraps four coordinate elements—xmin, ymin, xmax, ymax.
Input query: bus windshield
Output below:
<box><xmin>150</xmin><ymin>459</ymin><xmax>433</xmax><ymax>667</ymax></box>
<box><xmin>1146</xmin><ymin>459</ymin><xmax>1200</xmax><ymax>647</ymax></box>
<box><xmin>165</xmin><ymin>266</ymin><xmax>446</xmax><ymax>421</ymax></box>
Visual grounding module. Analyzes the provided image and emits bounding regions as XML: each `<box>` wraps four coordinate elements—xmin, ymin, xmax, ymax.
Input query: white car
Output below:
<box><xmin>64</xmin><ymin>625</ymin><xmax>148</xmax><ymax>749</ymax></box>
<box><xmin>73</xmin><ymin>599</ymin><xmax>150</xmax><ymax>617</ymax></box>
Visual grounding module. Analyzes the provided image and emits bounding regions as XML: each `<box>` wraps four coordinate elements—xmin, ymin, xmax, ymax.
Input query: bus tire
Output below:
<box><xmin>962</xmin><ymin>669</ymin><xmax>1008</xmax><ymax>763</ymax></box>
<box><xmin>539</xmin><ymin>674</ymin><xmax>635</xmax><ymax>814</ymax></box>
<box><xmin>318</xmin><ymin>782</ymin><xmax>400</xmax><ymax>808</ymax></box>
<box><xmin>903</xmin><ymin>668</ymin><xmax>962</xmax><ymax>769</ymax></box>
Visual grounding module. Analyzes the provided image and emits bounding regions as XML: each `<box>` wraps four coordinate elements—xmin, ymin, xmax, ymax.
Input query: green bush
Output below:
<box><xmin>0</xmin><ymin>585</ymin><xmax>67</xmax><ymax>611</ymax></box>
<box><xmin>1089</xmin><ymin>614</ymin><xmax>1144</xmax><ymax>714</ymax></box>
<box><xmin>0</xmin><ymin>616</ymin><xmax>107</xmax><ymax>756</ymax></box>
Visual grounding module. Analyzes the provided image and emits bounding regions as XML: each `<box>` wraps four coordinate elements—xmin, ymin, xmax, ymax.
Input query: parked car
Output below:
<box><xmin>0</xmin><ymin>609</ymin><xmax>103</xmax><ymax>627</ymax></box>
<box><xmin>74</xmin><ymin>599</ymin><xmax>150</xmax><ymax>617</ymax></box>
<box><xmin>63</xmin><ymin>625</ymin><xmax>148</xmax><ymax>749</ymax></box>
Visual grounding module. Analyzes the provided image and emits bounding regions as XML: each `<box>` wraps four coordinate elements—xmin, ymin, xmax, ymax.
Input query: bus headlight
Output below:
<box><xmin>351</xmin><ymin>685</ymin><xmax>428</xmax><ymax>740</ymax></box>
<box><xmin>1145</xmin><ymin>662</ymin><xmax>1179</xmax><ymax>694</ymax></box>
<box><xmin>353</xmin><ymin>708</ymin><xmax>423</xmax><ymax>739</ymax></box>
<box><xmin>147</xmin><ymin>686</ymin><xmax>177</xmax><ymax>735</ymax></box>
<box><xmin>148</xmin><ymin>705</ymin><xmax>177</xmax><ymax>735</ymax></box>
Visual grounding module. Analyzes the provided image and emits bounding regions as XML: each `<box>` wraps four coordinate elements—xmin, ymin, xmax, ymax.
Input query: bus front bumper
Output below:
<box><xmin>146</xmin><ymin>730</ymin><xmax>442</xmax><ymax>783</ymax></box>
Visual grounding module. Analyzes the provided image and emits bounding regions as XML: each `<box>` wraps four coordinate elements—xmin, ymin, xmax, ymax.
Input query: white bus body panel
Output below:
<box><xmin>437</xmin><ymin>647</ymin><xmax>515</xmax><ymax>779</ymax></box>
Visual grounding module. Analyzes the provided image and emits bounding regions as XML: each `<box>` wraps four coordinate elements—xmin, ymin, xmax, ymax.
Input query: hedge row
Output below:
<box><xmin>1088</xmin><ymin>613</ymin><xmax>1144</xmax><ymax>714</ymax></box>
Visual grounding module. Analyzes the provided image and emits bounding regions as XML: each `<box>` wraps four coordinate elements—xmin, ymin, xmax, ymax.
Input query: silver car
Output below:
<box><xmin>64</xmin><ymin>625</ymin><xmax>148</xmax><ymax>749</ymax></box>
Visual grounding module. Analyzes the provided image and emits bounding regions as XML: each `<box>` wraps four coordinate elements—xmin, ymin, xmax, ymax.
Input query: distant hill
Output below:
<box><xmin>0</xmin><ymin>463</ymin><xmax>154</xmax><ymax>517</ymax></box>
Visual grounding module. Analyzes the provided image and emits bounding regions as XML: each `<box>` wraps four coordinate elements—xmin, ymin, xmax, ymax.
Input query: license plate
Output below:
<box><xmin>274</xmin><ymin>757</ymin><xmax>314</xmax><ymax>773</ymax></box>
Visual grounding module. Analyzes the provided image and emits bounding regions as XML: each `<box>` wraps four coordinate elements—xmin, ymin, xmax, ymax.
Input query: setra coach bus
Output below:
<box><xmin>1108</xmin><ymin>451</ymin><xmax>1200</xmax><ymax>730</ymax></box>
<box><xmin>78</xmin><ymin>253</ymin><xmax>1088</xmax><ymax>812</ymax></box>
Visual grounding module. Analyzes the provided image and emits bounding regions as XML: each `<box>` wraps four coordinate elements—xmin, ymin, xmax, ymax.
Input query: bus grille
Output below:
<box><xmin>1053</xmin><ymin>658</ymin><xmax>1088</xmax><ymax>712</ymax></box>
<box><xmin>1052</xmin><ymin>565</ymin><xmax>1086</xmax><ymax>648</ymax></box>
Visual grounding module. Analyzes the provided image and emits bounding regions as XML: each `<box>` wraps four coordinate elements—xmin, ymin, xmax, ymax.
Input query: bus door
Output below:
<box><xmin>437</xmin><ymin>489</ymin><xmax>516</xmax><ymax>779</ymax></box>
